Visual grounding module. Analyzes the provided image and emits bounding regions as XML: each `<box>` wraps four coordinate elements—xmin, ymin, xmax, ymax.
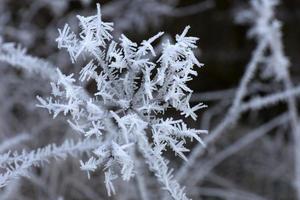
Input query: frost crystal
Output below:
<box><xmin>37</xmin><ymin>4</ymin><xmax>206</xmax><ymax>199</ymax></box>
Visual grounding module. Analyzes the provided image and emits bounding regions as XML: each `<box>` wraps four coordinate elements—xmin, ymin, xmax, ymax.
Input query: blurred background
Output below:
<box><xmin>1</xmin><ymin>0</ymin><xmax>300</xmax><ymax>199</ymax></box>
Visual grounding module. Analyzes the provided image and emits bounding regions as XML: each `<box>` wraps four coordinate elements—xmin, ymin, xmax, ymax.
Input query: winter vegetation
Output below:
<box><xmin>0</xmin><ymin>0</ymin><xmax>299</xmax><ymax>199</ymax></box>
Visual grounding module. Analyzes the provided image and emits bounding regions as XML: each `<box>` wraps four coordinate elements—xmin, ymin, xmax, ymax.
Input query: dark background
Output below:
<box><xmin>1</xmin><ymin>0</ymin><xmax>300</xmax><ymax>199</ymax></box>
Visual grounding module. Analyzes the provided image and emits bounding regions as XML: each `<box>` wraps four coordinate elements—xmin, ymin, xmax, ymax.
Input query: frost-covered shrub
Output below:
<box><xmin>34</xmin><ymin>3</ymin><xmax>207</xmax><ymax>199</ymax></box>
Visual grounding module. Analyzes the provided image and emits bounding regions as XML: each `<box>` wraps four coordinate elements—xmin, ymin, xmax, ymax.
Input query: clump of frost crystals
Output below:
<box><xmin>37</xmin><ymin>3</ymin><xmax>207</xmax><ymax>199</ymax></box>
